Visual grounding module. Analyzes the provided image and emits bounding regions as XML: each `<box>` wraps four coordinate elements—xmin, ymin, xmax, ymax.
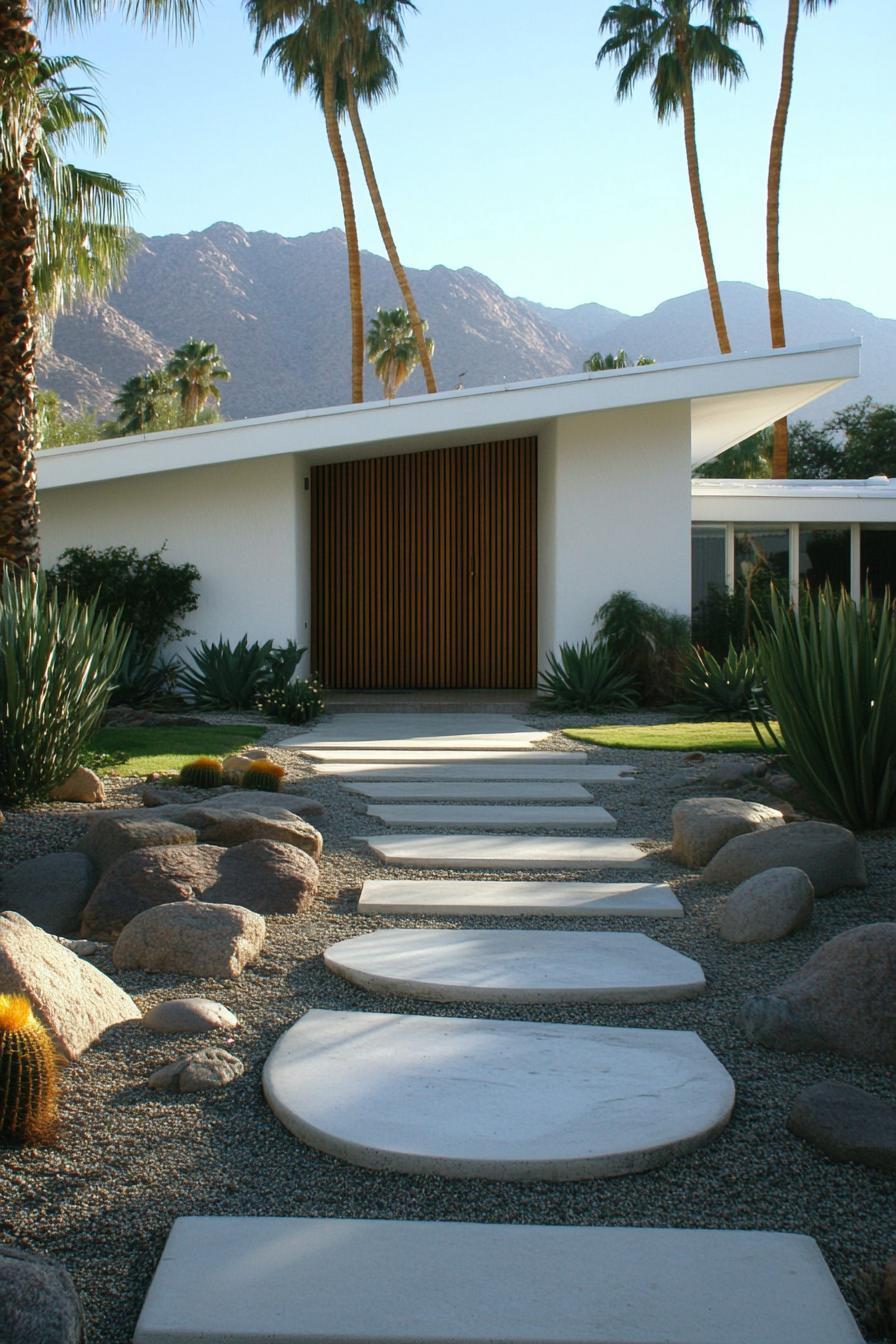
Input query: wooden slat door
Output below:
<box><xmin>311</xmin><ymin>438</ymin><xmax>536</xmax><ymax>688</ymax></box>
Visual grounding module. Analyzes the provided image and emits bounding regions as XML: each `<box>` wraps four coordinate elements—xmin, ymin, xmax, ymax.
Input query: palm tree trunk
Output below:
<box><xmin>679</xmin><ymin>75</ymin><xmax>731</xmax><ymax>356</ymax></box>
<box><xmin>322</xmin><ymin>62</ymin><xmax>364</xmax><ymax>404</ymax></box>
<box><xmin>767</xmin><ymin>0</ymin><xmax>800</xmax><ymax>478</ymax></box>
<box><xmin>345</xmin><ymin>84</ymin><xmax>437</xmax><ymax>396</ymax></box>
<box><xmin>0</xmin><ymin>0</ymin><xmax>41</xmax><ymax>568</ymax></box>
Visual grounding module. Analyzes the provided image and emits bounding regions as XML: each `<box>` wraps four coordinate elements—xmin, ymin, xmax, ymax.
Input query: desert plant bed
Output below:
<box><xmin>0</xmin><ymin>719</ymin><xmax>892</xmax><ymax>1343</ymax></box>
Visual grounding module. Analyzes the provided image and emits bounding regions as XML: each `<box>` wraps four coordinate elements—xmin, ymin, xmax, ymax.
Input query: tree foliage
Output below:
<box><xmin>366</xmin><ymin>305</ymin><xmax>432</xmax><ymax>399</ymax></box>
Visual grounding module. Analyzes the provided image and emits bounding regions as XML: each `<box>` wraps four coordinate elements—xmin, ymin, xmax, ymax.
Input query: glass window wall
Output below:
<box><xmin>860</xmin><ymin>527</ymin><xmax>896</xmax><ymax>598</ymax></box>
<box><xmin>799</xmin><ymin>527</ymin><xmax>850</xmax><ymax>592</ymax></box>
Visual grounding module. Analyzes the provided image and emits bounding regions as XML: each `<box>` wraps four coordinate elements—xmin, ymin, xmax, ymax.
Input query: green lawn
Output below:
<box><xmin>564</xmin><ymin>721</ymin><xmax>779</xmax><ymax>753</ymax></box>
<box><xmin>83</xmin><ymin>723</ymin><xmax>266</xmax><ymax>777</ymax></box>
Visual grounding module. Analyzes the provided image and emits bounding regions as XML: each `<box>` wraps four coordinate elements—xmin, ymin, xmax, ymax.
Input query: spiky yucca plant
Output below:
<box><xmin>676</xmin><ymin>642</ymin><xmax>764</xmax><ymax>720</ymax></box>
<box><xmin>753</xmin><ymin>584</ymin><xmax>896</xmax><ymax>829</ymax></box>
<box><xmin>0</xmin><ymin>995</ymin><xmax>59</xmax><ymax>1145</ymax></box>
<box><xmin>241</xmin><ymin>760</ymin><xmax>286</xmax><ymax>793</ymax></box>
<box><xmin>0</xmin><ymin>566</ymin><xmax>129</xmax><ymax>804</ymax></box>
<box><xmin>178</xmin><ymin>756</ymin><xmax>224</xmax><ymax>788</ymax></box>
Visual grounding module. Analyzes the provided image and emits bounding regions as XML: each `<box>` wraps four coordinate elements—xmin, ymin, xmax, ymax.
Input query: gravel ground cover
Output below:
<box><xmin>0</xmin><ymin>709</ymin><xmax>894</xmax><ymax>1342</ymax></box>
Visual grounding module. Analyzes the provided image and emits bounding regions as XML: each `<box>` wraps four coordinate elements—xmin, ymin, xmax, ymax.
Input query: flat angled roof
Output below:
<box><xmin>37</xmin><ymin>339</ymin><xmax>861</xmax><ymax>490</ymax></box>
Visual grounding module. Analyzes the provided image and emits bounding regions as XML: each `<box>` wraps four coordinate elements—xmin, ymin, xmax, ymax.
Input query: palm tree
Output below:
<box><xmin>344</xmin><ymin>4</ymin><xmax>437</xmax><ymax>394</ymax></box>
<box><xmin>252</xmin><ymin>0</ymin><xmax>367</xmax><ymax>404</ymax></box>
<box><xmin>167</xmin><ymin>338</ymin><xmax>231</xmax><ymax>424</ymax></box>
<box><xmin>112</xmin><ymin>368</ymin><xmax>176</xmax><ymax>435</ymax></box>
<box><xmin>1</xmin><ymin>0</ymin><xmax>193</xmax><ymax>569</ymax></box>
<box><xmin>367</xmin><ymin>305</ymin><xmax>432</xmax><ymax>399</ymax></box>
<box><xmin>597</xmin><ymin>1</ymin><xmax>761</xmax><ymax>356</ymax></box>
<box><xmin>766</xmin><ymin>0</ymin><xmax>836</xmax><ymax>478</ymax></box>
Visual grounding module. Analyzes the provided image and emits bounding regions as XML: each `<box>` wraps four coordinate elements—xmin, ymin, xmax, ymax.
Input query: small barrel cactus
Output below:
<box><xmin>0</xmin><ymin>995</ymin><xmax>59</xmax><ymax>1145</ymax></box>
<box><xmin>241</xmin><ymin>760</ymin><xmax>286</xmax><ymax>792</ymax></box>
<box><xmin>178</xmin><ymin>756</ymin><xmax>224</xmax><ymax>789</ymax></box>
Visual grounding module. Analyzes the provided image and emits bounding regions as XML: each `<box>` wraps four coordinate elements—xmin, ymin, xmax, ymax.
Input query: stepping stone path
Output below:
<box><xmin>324</xmin><ymin>929</ymin><xmax>705</xmax><ymax>1003</ymax></box>
<box><xmin>134</xmin><ymin>1217</ymin><xmax>863</xmax><ymax>1344</ymax></box>
<box><xmin>363</xmin><ymin>834</ymin><xmax>647</xmax><ymax>869</ymax></box>
<box><xmin>263</xmin><ymin>1009</ymin><xmax>734</xmax><ymax>1180</ymax></box>
<box><xmin>345</xmin><ymin>780</ymin><xmax>594</xmax><ymax>800</ymax></box>
<box><xmin>359</xmin><ymin>878</ymin><xmax>684</xmax><ymax>918</ymax></box>
<box><xmin>314</xmin><ymin>760</ymin><xmax>635</xmax><ymax>780</ymax></box>
<box><xmin>365</xmin><ymin>803</ymin><xmax>618</xmax><ymax>830</ymax></box>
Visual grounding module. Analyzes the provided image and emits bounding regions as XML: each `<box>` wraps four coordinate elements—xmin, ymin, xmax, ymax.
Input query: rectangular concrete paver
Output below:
<box><xmin>362</xmin><ymin>834</ymin><xmax>648</xmax><ymax>869</ymax></box>
<box><xmin>359</xmin><ymin>879</ymin><xmax>683</xmax><ymax>917</ymax></box>
<box><xmin>300</xmin><ymin>749</ymin><xmax>588</xmax><ymax>764</ymax></box>
<box><xmin>344</xmin><ymin>781</ymin><xmax>594</xmax><ymax>801</ymax></box>
<box><xmin>134</xmin><ymin>1217</ymin><xmax>863</xmax><ymax>1344</ymax></box>
<box><xmin>279</xmin><ymin>713</ymin><xmax>549</xmax><ymax>752</ymax></box>
<box><xmin>366</xmin><ymin>804</ymin><xmax>617</xmax><ymax>830</ymax></box>
<box><xmin>313</xmin><ymin>761</ymin><xmax>635</xmax><ymax>781</ymax></box>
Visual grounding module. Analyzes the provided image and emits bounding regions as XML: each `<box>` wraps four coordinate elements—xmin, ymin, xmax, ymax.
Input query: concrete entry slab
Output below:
<box><xmin>344</xmin><ymin>781</ymin><xmax>594</xmax><ymax>801</ymax></box>
<box><xmin>301</xmin><ymin>749</ymin><xmax>588</xmax><ymax>764</ymax></box>
<box><xmin>263</xmin><ymin>1009</ymin><xmax>733</xmax><ymax>1179</ymax></box>
<box><xmin>363</xmin><ymin>834</ymin><xmax>648</xmax><ymax>869</ymax></box>
<box><xmin>280</xmin><ymin>714</ymin><xmax>550</xmax><ymax>752</ymax></box>
<box><xmin>134</xmin><ymin>1216</ymin><xmax>863</xmax><ymax>1344</ymax></box>
<box><xmin>358</xmin><ymin>878</ymin><xmax>684</xmax><ymax>917</ymax></box>
<box><xmin>314</xmin><ymin>761</ymin><xmax>635</xmax><ymax>781</ymax></box>
<box><xmin>366</xmin><ymin>804</ymin><xmax>617</xmax><ymax>830</ymax></box>
<box><xmin>324</xmin><ymin>929</ymin><xmax>705</xmax><ymax>1003</ymax></box>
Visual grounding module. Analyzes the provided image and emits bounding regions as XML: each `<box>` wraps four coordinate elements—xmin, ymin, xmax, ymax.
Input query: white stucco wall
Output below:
<box><xmin>38</xmin><ymin>454</ymin><xmax>307</xmax><ymax>657</ymax></box>
<box><xmin>538</xmin><ymin>402</ymin><xmax>693</xmax><ymax>670</ymax></box>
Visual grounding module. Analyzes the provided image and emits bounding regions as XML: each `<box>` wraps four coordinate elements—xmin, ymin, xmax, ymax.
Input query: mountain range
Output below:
<box><xmin>39</xmin><ymin>222</ymin><xmax>895</xmax><ymax>427</ymax></box>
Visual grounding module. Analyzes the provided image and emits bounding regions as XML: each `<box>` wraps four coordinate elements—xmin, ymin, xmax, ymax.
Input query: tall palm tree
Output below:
<box><xmin>597</xmin><ymin>1</ymin><xmax>762</xmax><ymax>356</ymax></box>
<box><xmin>367</xmin><ymin>305</ymin><xmax>432</xmax><ymax>399</ymax></box>
<box><xmin>0</xmin><ymin>0</ymin><xmax>194</xmax><ymax>569</ymax></box>
<box><xmin>766</xmin><ymin>0</ymin><xmax>836</xmax><ymax>478</ymax></box>
<box><xmin>167</xmin><ymin>337</ymin><xmax>230</xmax><ymax>424</ymax></box>
<box><xmin>111</xmin><ymin>368</ymin><xmax>175</xmax><ymax>435</ymax></box>
<box><xmin>345</xmin><ymin>4</ymin><xmax>436</xmax><ymax>394</ymax></box>
<box><xmin>252</xmin><ymin>0</ymin><xmax>367</xmax><ymax>404</ymax></box>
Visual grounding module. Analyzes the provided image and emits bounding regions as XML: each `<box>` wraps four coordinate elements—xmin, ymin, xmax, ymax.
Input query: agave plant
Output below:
<box><xmin>675</xmin><ymin>642</ymin><xmax>764</xmax><ymax>721</ymax></box>
<box><xmin>753</xmin><ymin>583</ymin><xmax>896</xmax><ymax>829</ymax></box>
<box><xmin>0</xmin><ymin>566</ymin><xmax>129</xmax><ymax>803</ymax></box>
<box><xmin>179</xmin><ymin>636</ymin><xmax>275</xmax><ymax>710</ymax></box>
<box><xmin>537</xmin><ymin>639</ymin><xmax>637</xmax><ymax>713</ymax></box>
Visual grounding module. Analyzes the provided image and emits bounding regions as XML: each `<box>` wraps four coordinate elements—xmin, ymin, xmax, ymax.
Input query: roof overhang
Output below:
<box><xmin>37</xmin><ymin>338</ymin><xmax>861</xmax><ymax>490</ymax></box>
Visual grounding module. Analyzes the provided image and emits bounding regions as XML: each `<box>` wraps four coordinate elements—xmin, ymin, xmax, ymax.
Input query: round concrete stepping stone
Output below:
<box><xmin>134</xmin><ymin>1217</ymin><xmax>864</xmax><ymax>1344</ymax></box>
<box><xmin>358</xmin><ymin>878</ymin><xmax>684</xmax><ymax>918</ymax></box>
<box><xmin>344</xmin><ymin>781</ymin><xmax>594</xmax><ymax>801</ymax></box>
<box><xmin>363</xmin><ymin>834</ymin><xmax>647</xmax><ymax>869</ymax></box>
<box><xmin>324</xmin><ymin>929</ymin><xmax>705</xmax><ymax>1003</ymax></box>
<box><xmin>365</xmin><ymin>803</ymin><xmax>617</xmax><ymax>830</ymax></box>
<box><xmin>263</xmin><ymin>1008</ymin><xmax>734</xmax><ymax>1179</ymax></box>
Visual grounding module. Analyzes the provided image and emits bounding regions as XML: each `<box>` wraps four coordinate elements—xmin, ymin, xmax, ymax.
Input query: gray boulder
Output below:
<box><xmin>0</xmin><ymin>852</ymin><xmax>96</xmax><ymax>935</ymax></box>
<box><xmin>0</xmin><ymin>911</ymin><xmax>140</xmax><ymax>1061</ymax></box>
<box><xmin>113</xmin><ymin>901</ymin><xmax>265</xmax><ymax>978</ymax></box>
<box><xmin>143</xmin><ymin>997</ymin><xmax>239</xmax><ymax>1033</ymax></box>
<box><xmin>788</xmin><ymin>1080</ymin><xmax>896</xmax><ymax>1173</ymax></box>
<box><xmin>140</xmin><ymin>787</ymin><xmax>323</xmax><ymax>819</ymax></box>
<box><xmin>148</xmin><ymin>1047</ymin><xmax>244</xmax><ymax>1092</ymax></box>
<box><xmin>0</xmin><ymin>1246</ymin><xmax>85</xmax><ymax>1344</ymax></box>
<box><xmin>81</xmin><ymin>839</ymin><xmax>319</xmax><ymax>940</ymax></box>
<box><xmin>703</xmin><ymin>820</ymin><xmax>866</xmax><ymax>896</ymax></box>
<box><xmin>79</xmin><ymin>816</ymin><xmax>196</xmax><ymax>874</ymax></box>
<box><xmin>191</xmin><ymin>809</ymin><xmax>322</xmax><ymax>860</ymax></box>
<box><xmin>719</xmin><ymin>867</ymin><xmax>814</xmax><ymax>943</ymax></box>
<box><xmin>739</xmin><ymin>922</ymin><xmax>896</xmax><ymax>1063</ymax></box>
<box><xmin>671</xmin><ymin>797</ymin><xmax>784</xmax><ymax>869</ymax></box>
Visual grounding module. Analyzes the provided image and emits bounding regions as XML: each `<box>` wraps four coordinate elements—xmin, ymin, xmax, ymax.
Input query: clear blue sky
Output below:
<box><xmin>39</xmin><ymin>0</ymin><xmax>896</xmax><ymax>318</ymax></box>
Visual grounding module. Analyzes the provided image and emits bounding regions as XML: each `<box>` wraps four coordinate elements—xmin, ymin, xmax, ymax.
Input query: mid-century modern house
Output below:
<box><xmin>37</xmin><ymin>337</ymin><xmax>892</xmax><ymax>690</ymax></box>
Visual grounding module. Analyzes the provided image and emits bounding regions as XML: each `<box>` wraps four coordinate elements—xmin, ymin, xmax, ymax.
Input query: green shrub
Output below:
<box><xmin>0</xmin><ymin>567</ymin><xmax>129</xmax><ymax>804</ymax></box>
<box><xmin>47</xmin><ymin>544</ymin><xmax>199</xmax><ymax>654</ymax></box>
<box><xmin>675</xmin><ymin>642</ymin><xmax>764</xmax><ymax>720</ymax></box>
<box><xmin>596</xmin><ymin>590</ymin><xmax>691</xmax><ymax>705</ymax></box>
<box><xmin>262</xmin><ymin>641</ymin><xmax>306</xmax><ymax>694</ymax></box>
<box><xmin>257</xmin><ymin>676</ymin><xmax>325</xmax><ymax>724</ymax></box>
<box><xmin>110</xmin><ymin>638</ymin><xmax>181</xmax><ymax>706</ymax></box>
<box><xmin>537</xmin><ymin>640</ymin><xmax>637</xmax><ymax>712</ymax></box>
<box><xmin>752</xmin><ymin>584</ymin><xmax>896</xmax><ymax>828</ymax></box>
<box><xmin>179</xmin><ymin>636</ymin><xmax>274</xmax><ymax>709</ymax></box>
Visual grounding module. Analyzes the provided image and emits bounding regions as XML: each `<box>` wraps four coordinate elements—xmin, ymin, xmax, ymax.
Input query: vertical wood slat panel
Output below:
<box><xmin>311</xmin><ymin>438</ymin><xmax>536</xmax><ymax>688</ymax></box>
